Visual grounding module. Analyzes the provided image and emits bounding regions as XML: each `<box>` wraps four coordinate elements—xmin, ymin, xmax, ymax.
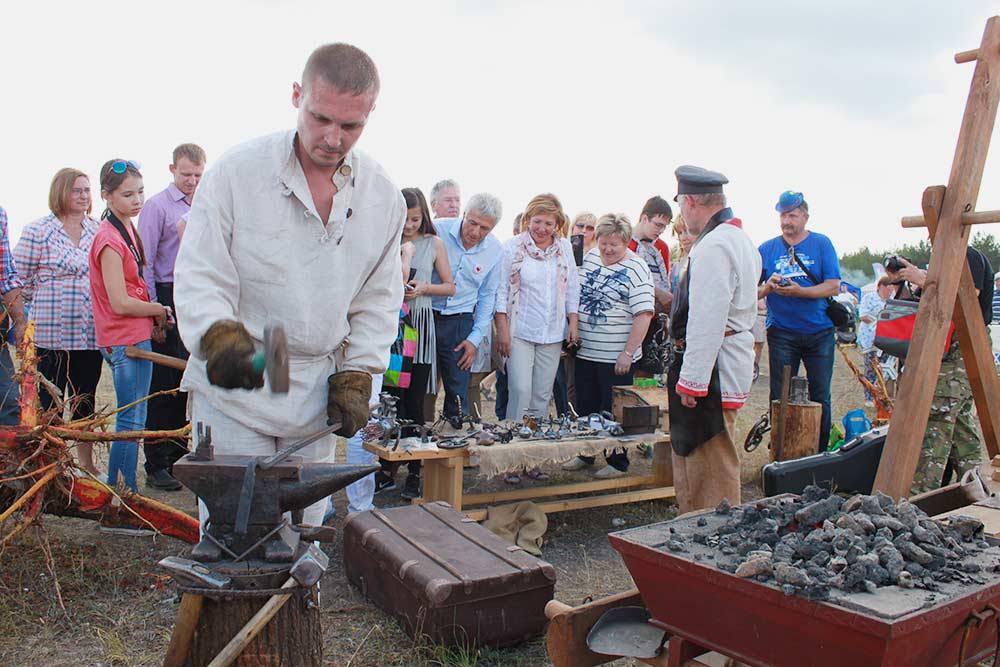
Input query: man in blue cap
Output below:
<box><xmin>757</xmin><ymin>191</ymin><xmax>841</xmax><ymax>453</ymax></box>
<box><xmin>668</xmin><ymin>166</ymin><xmax>760</xmax><ymax>513</ymax></box>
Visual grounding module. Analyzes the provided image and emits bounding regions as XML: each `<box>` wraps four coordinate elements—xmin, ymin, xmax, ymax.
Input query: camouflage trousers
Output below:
<box><xmin>910</xmin><ymin>350</ymin><xmax>983</xmax><ymax>495</ymax></box>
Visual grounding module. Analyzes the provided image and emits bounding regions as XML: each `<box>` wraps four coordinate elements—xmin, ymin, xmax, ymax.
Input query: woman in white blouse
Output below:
<box><xmin>495</xmin><ymin>193</ymin><xmax>580</xmax><ymax>482</ymax></box>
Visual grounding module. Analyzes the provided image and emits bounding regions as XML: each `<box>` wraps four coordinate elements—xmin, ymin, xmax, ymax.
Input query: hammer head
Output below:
<box><xmin>262</xmin><ymin>323</ymin><xmax>289</xmax><ymax>393</ymax></box>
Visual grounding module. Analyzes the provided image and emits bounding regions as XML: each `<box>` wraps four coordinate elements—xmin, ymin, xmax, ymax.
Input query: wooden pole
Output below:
<box><xmin>874</xmin><ymin>17</ymin><xmax>1000</xmax><ymax>499</ymax></box>
<box><xmin>901</xmin><ymin>208</ymin><xmax>1000</xmax><ymax>228</ymax></box>
<box><xmin>920</xmin><ymin>185</ymin><xmax>1000</xmax><ymax>459</ymax></box>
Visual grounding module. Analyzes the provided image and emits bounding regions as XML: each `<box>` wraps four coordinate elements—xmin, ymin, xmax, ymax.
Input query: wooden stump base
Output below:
<box><xmin>770</xmin><ymin>399</ymin><xmax>822</xmax><ymax>461</ymax></box>
<box><xmin>178</xmin><ymin>587</ymin><xmax>322</xmax><ymax>667</ymax></box>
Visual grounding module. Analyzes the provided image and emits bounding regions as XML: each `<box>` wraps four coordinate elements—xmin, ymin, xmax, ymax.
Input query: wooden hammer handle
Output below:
<box><xmin>206</xmin><ymin>578</ymin><xmax>298</xmax><ymax>667</ymax></box>
<box><xmin>125</xmin><ymin>346</ymin><xmax>187</xmax><ymax>371</ymax></box>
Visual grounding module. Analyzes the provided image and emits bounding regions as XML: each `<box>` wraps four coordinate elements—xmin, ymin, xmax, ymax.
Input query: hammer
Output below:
<box><xmin>125</xmin><ymin>323</ymin><xmax>290</xmax><ymax>393</ymax></box>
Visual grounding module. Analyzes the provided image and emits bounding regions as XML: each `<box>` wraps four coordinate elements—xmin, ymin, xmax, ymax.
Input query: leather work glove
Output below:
<box><xmin>327</xmin><ymin>370</ymin><xmax>372</xmax><ymax>437</ymax></box>
<box><xmin>200</xmin><ymin>320</ymin><xmax>265</xmax><ymax>390</ymax></box>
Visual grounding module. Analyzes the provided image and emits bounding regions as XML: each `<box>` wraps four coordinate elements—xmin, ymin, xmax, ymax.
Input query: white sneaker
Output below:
<box><xmin>864</xmin><ymin>400</ymin><xmax>874</xmax><ymax>408</ymax></box>
<box><xmin>561</xmin><ymin>458</ymin><xmax>591</xmax><ymax>471</ymax></box>
<box><xmin>594</xmin><ymin>465</ymin><xmax>626</xmax><ymax>479</ymax></box>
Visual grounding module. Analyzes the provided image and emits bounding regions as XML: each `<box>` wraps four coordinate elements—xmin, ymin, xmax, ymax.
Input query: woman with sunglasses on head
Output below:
<box><xmin>15</xmin><ymin>169</ymin><xmax>104</xmax><ymax>476</ymax></box>
<box><xmin>89</xmin><ymin>160</ymin><xmax>169</xmax><ymax>495</ymax></box>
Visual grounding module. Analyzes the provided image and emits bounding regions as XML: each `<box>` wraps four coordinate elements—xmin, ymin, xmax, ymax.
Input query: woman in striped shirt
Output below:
<box><xmin>563</xmin><ymin>214</ymin><xmax>654</xmax><ymax>479</ymax></box>
<box><xmin>15</xmin><ymin>169</ymin><xmax>103</xmax><ymax>476</ymax></box>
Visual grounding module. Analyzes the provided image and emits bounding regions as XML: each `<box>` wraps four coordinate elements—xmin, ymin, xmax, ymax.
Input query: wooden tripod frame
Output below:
<box><xmin>874</xmin><ymin>16</ymin><xmax>1000</xmax><ymax>498</ymax></box>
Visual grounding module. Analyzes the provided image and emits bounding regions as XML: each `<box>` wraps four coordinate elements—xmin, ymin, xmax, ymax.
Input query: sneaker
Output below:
<box><xmin>504</xmin><ymin>473</ymin><xmax>522</xmax><ymax>485</ymax></box>
<box><xmin>99</xmin><ymin>522</ymin><xmax>156</xmax><ymax>536</ymax></box>
<box><xmin>146</xmin><ymin>469</ymin><xmax>183</xmax><ymax>491</ymax></box>
<box><xmin>561</xmin><ymin>457</ymin><xmax>591</xmax><ymax>471</ymax></box>
<box><xmin>400</xmin><ymin>474</ymin><xmax>421</xmax><ymax>500</ymax></box>
<box><xmin>864</xmin><ymin>400</ymin><xmax>875</xmax><ymax>408</ymax></box>
<box><xmin>374</xmin><ymin>472</ymin><xmax>396</xmax><ymax>494</ymax></box>
<box><xmin>594</xmin><ymin>465</ymin><xmax>627</xmax><ymax>479</ymax></box>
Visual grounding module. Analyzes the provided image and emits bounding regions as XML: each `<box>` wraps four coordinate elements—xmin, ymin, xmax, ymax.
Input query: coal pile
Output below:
<box><xmin>666</xmin><ymin>486</ymin><xmax>997</xmax><ymax>601</ymax></box>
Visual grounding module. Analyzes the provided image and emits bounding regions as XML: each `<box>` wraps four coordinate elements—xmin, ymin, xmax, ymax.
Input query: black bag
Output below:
<box><xmin>780</xmin><ymin>239</ymin><xmax>853</xmax><ymax>329</ymax></box>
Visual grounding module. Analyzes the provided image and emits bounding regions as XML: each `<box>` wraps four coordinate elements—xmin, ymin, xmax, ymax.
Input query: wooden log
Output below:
<box><xmin>182</xmin><ymin>585</ymin><xmax>321</xmax><ymax>667</ymax></box>
<box><xmin>875</xmin><ymin>17</ymin><xmax>1000</xmax><ymax>499</ymax></box>
<box><xmin>770</xmin><ymin>400</ymin><xmax>822</xmax><ymax>461</ymax></box>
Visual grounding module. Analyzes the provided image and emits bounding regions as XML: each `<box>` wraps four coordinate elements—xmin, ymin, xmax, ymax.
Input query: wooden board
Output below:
<box><xmin>463</xmin><ymin>486</ymin><xmax>676</xmax><ymax>522</ymax></box>
<box><xmin>874</xmin><ymin>17</ymin><xmax>1000</xmax><ymax>499</ymax></box>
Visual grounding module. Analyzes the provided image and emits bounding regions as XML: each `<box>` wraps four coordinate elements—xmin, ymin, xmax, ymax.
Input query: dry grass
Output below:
<box><xmin>0</xmin><ymin>345</ymin><xmax>884</xmax><ymax>666</ymax></box>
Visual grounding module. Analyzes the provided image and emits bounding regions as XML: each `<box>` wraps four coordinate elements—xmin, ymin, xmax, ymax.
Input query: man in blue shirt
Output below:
<box><xmin>758</xmin><ymin>191</ymin><xmax>841</xmax><ymax>452</ymax></box>
<box><xmin>432</xmin><ymin>193</ymin><xmax>503</xmax><ymax>420</ymax></box>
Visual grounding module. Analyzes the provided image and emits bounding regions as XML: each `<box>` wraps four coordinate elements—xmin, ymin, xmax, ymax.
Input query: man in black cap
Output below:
<box><xmin>668</xmin><ymin>166</ymin><xmax>760</xmax><ymax>513</ymax></box>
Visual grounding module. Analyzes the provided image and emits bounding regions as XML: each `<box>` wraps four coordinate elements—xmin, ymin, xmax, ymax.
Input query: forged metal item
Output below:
<box><xmin>586</xmin><ymin>606</ymin><xmax>666</xmax><ymax>659</ymax></box>
<box><xmin>744</xmin><ymin>411</ymin><xmax>771</xmax><ymax>452</ymax></box>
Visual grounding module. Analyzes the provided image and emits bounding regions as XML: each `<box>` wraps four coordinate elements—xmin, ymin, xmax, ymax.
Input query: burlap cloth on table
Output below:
<box><xmin>469</xmin><ymin>436</ymin><xmax>646</xmax><ymax>478</ymax></box>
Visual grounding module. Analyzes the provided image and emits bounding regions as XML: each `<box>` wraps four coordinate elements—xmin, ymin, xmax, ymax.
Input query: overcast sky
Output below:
<box><xmin>3</xmin><ymin>1</ymin><xmax>999</xmax><ymax>265</ymax></box>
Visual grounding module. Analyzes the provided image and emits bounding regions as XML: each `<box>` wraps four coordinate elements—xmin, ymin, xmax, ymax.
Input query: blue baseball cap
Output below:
<box><xmin>775</xmin><ymin>190</ymin><xmax>805</xmax><ymax>213</ymax></box>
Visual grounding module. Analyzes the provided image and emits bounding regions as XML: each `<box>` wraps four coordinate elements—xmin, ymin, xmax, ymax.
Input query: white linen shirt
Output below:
<box><xmin>174</xmin><ymin>130</ymin><xmax>405</xmax><ymax>437</ymax></box>
<box><xmin>495</xmin><ymin>236</ymin><xmax>580</xmax><ymax>345</ymax></box>
<box><xmin>677</xmin><ymin>222</ymin><xmax>761</xmax><ymax>409</ymax></box>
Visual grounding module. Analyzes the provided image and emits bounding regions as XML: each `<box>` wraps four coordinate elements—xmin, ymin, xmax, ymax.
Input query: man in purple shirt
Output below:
<box><xmin>137</xmin><ymin>143</ymin><xmax>206</xmax><ymax>490</ymax></box>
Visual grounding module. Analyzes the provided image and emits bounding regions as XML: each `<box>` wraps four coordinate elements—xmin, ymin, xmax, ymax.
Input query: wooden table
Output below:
<box><xmin>364</xmin><ymin>434</ymin><xmax>675</xmax><ymax>521</ymax></box>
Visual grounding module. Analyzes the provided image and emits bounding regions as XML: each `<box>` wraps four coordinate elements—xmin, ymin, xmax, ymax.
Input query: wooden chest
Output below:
<box><xmin>343</xmin><ymin>502</ymin><xmax>556</xmax><ymax>647</ymax></box>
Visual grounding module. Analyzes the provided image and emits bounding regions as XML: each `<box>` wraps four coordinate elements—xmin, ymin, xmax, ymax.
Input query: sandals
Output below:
<box><xmin>525</xmin><ymin>467</ymin><xmax>549</xmax><ymax>481</ymax></box>
<box><xmin>504</xmin><ymin>473</ymin><xmax>522</xmax><ymax>484</ymax></box>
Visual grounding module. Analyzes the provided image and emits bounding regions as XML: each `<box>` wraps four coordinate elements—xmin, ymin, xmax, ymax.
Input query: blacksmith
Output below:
<box><xmin>669</xmin><ymin>166</ymin><xmax>760</xmax><ymax>514</ymax></box>
<box><xmin>174</xmin><ymin>43</ymin><xmax>404</xmax><ymax>528</ymax></box>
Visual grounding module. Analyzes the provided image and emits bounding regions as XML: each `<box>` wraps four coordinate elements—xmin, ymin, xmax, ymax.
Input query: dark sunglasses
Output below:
<box><xmin>109</xmin><ymin>159</ymin><xmax>141</xmax><ymax>174</ymax></box>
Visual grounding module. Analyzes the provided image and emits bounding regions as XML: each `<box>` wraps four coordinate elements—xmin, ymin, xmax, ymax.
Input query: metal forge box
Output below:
<box><xmin>609</xmin><ymin>502</ymin><xmax>1000</xmax><ymax>666</ymax></box>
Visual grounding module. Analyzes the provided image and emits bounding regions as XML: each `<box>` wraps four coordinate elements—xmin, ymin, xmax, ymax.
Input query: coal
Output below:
<box><xmin>660</xmin><ymin>485</ymin><xmax>1000</xmax><ymax>601</ymax></box>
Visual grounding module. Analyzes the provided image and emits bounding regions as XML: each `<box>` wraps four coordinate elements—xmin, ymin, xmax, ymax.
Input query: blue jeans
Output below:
<box><xmin>767</xmin><ymin>326</ymin><xmax>835</xmax><ymax>453</ymax></box>
<box><xmin>0</xmin><ymin>344</ymin><xmax>20</xmax><ymax>425</ymax></box>
<box><xmin>101</xmin><ymin>341</ymin><xmax>153</xmax><ymax>491</ymax></box>
<box><xmin>434</xmin><ymin>312</ymin><xmax>474</xmax><ymax>418</ymax></box>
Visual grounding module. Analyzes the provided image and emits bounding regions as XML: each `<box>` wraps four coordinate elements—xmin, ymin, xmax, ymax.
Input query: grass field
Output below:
<box><xmin>0</xmin><ymin>345</ymin><xmax>912</xmax><ymax>666</ymax></box>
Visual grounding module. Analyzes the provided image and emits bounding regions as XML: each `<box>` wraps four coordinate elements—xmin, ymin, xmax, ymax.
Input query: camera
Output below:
<box><xmin>883</xmin><ymin>255</ymin><xmax>907</xmax><ymax>272</ymax></box>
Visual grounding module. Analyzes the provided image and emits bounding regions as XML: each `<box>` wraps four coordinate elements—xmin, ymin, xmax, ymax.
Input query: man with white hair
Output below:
<box><xmin>430</xmin><ymin>179</ymin><xmax>461</xmax><ymax>219</ymax></box>
<box><xmin>431</xmin><ymin>193</ymin><xmax>503</xmax><ymax>421</ymax></box>
<box><xmin>669</xmin><ymin>166</ymin><xmax>760</xmax><ymax>514</ymax></box>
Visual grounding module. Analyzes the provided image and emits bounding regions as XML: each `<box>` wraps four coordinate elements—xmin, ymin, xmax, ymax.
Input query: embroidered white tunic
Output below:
<box><xmin>676</xmin><ymin>222</ymin><xmax>761</xmax><ymax>409</ymax></box>
<box><xmin>174</xmin><ymin>130</ymin><xmax>405</xmax><ymax>436</ymax></box>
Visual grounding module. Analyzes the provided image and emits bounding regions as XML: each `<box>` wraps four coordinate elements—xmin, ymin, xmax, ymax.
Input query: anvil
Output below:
<box><xmin>173</xmin><ymin>425</ymin><xmax>378</xmax><ymax>563</ymax></box>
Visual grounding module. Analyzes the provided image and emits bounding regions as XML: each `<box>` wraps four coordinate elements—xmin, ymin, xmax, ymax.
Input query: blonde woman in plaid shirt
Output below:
<box><xmin>15</xmin><ymin>169</ymin><xmax>103</xmax><ymax>475</ymax></box>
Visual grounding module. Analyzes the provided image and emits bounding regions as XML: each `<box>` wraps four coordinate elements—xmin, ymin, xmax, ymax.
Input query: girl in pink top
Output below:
<box><xmin>90</xmin><ymin>160</ymin><xmax>169</xmax><ymax>496</ymax></box>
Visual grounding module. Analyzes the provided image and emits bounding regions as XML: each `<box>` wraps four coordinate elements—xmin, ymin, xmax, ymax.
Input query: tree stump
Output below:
<box><xmin>179</xmin><ymin>586</ymin><xmax>322</xmax><ymax>667</ymax></box>
<box><xmin>770</xmin><ymin>399</ymin><xmax>822</xmax><ymax>461</ymax></box>
<box><xmin>169</xmin><ymin>560</ymin><xmax>324</xmax><ymax>667</ymax></box>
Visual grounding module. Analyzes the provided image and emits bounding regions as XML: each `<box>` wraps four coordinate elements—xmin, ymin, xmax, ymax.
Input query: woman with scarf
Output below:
<box><xmin>495</xmin><ymin>193</ymin><xmax>580</xmax><ymax>483</ymax></box>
